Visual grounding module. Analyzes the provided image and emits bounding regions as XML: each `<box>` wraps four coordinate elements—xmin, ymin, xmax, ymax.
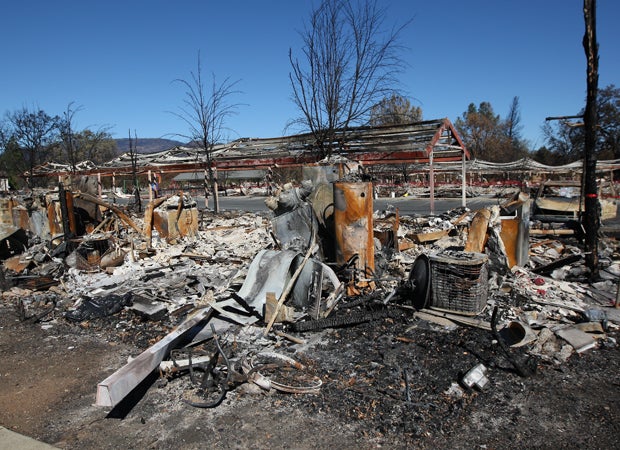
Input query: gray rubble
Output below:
<box><xmin>1</xmin><ymin>182</ymin><xmax>619</xmax><ymax>410</ymax></box>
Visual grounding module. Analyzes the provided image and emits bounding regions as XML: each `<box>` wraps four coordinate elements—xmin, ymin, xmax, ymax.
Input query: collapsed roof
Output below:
<box><xmin>29</xmin><ymin>118</ymin><xmax>620</xmax><ymax>179</ymax></box>
<box><xmin>30</xmin><ymin>119</ymin><xmax>469</xmax><ymax>177</ymax></box>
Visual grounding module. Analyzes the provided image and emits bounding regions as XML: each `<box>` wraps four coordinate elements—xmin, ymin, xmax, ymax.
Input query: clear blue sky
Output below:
<box><xmin>2</xmin><ymin>1</ymin><xmax>618</xmax><ymax>150</ymax></box>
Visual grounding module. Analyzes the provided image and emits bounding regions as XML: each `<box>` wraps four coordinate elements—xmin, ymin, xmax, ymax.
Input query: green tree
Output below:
<box><xmin>0</xmin><ymin>130</ymin><xmax>26</xmax><ymax>189</ymax></box>
<box><xmin>0</xmin><ymin>120</ymin><xmax>9</xmax><ymax>150</ymax></box>
<box><xmin>595</xmin><ymin>84</ymin><xmax>620</xmax><ymax>159</ymax></box>
<box><xmin>531</xmin><ymin>145</ymin><xmax>559</xmax><ymax>165</ymax></box>
<box><xmin>540</xmin><ymin>120</ymin><xmax>579</xmax><ymax>164</ymax></box>
<box><xmin>455</xmin><ymin>100</ymin><xmax>530</xmax><ymax>162</ymax></box>
<box><xmin>5</xmin><ymin>107</ymin><xmax>60</xmax><ymax>187</ymax></box>
<box><xmin>73</xmin><ymin>129</ymin><xmax>118</xmax><ymax>165</ymax></box>
<box><xmin>369</xmin><ymin>94</ymin><xmax>422</xmax><ymax>126</ymax></box>
<box><xmin>505</xmin><ymin>96</ymin><xmax>529</xmax><ymax>160</ymax></box>
<box><xmin>289</xmin><ymin>0</ymin><xmax>409</xmax><ymax>157</ymax></box>
<box><xmin>455</xmin><ymin>102</ymin><xmax>508</xmax><ymax>161</ymax></box>
<box><xmin>542</xmin><ymin>84</ymin><xmax>619</xmax><ymax>163</ymax></box>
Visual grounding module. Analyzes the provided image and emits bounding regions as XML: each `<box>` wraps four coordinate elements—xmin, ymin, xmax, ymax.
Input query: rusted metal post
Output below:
<box><xmin>213</xmin><ymin>168</ymin><xmax>219</xmax><ymax>213</ymax></box>
<box><xmin>148</xmin><ymin>169</ymin><xmax>153</xmax><ymax>203</ymax></box>
<box><xmin>204</xmin><ymin>169</ymin><xmax>209</xmax><ymax>209</ymax></box>
<box><xmin>429</xmin><ymin>149</ymin><xmax>435</xmax><ymax>215</ymax></box>
<box><xmin>461</xmin><ymin>150</ymin><xmax>467</xmax><ymax>208</ymax></box>
<box><xmin>333</xmin><ymin>182</ymin><xmax>375</xmax><ymax>288</ymax></box>
<box><xmin>112</xmin><ymin>173</ymin><xmax>116</xmax><ymax>203</ymax></box>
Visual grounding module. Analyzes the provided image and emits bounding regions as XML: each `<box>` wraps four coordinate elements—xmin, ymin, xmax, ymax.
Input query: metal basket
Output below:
<box><xmin>429</xmin><ymin>250</ymin><xmax>489</xmax><ymax>316</ymax></box>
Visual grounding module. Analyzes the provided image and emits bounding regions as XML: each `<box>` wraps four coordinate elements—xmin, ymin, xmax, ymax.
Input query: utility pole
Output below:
<box><xmin>583</xmin><ymin>0</ymin><xmax>600</xmax><ymax>279</ymax></box>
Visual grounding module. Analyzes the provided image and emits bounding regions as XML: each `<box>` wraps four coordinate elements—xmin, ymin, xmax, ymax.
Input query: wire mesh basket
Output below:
<box><xmin>429</xmin><ymin>250</ymin><xmax>489</xmax><ymax>316</ymax></box>
<box><xmin>67</xmin><ymin>250</ymin><xmax>101</xmax><ymax>272</ymax></box>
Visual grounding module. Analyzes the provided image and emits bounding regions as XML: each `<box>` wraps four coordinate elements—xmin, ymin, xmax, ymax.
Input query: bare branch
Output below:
<box><xmin>171</xmin><ymin>51</ymin><xmax>242</xmax><ymax>212</ymax></box>
<box><xmin>289</xmin><ymin>0</ymin><xmax>409</xmax><ymax>157</ymax></box>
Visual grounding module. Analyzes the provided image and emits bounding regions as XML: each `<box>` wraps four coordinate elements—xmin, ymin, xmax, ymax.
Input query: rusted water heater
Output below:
<box><xmin>333</xmin><ymin>182</ymin><xmax>375</xmax><ymax>285</ymax></box>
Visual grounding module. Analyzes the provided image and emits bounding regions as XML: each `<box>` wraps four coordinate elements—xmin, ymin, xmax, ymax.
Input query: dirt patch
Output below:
<box><xmin>1</xmin><ymin>301</ymin><xmax>618</xmax><ymax>449</ymax></box>
<box><xmin>0</xmin><ymin>311</ymin><xmax>124</xmax><ymax>438</ymax></box>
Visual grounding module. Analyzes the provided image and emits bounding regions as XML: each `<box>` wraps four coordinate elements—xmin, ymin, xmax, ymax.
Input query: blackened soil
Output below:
<box><xmin>1</xmin><ymin>302</ymin><xmax>618</xmax><ymax>449</ymax></box>
<box><xmin>285</xmin><ymin>311</ymin><xmax>620</xmax><ymax>448</ymax></box>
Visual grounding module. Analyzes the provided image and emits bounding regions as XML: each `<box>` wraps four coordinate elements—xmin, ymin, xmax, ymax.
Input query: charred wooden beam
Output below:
<box><xmin>74</xmin><ymin>192</ymin><xmax>142</xmax><ymax>234</ymax></box>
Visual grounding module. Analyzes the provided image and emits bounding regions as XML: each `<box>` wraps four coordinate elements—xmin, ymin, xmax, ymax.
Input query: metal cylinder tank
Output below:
<box><xmin>332</xmin><ymin>182</ymin><xmax>375</xmax><ymax>283</ymax></box>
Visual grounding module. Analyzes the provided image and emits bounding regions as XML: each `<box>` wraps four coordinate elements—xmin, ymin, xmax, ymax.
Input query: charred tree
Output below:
<box><xmin>289</xmin><ymin>0</ymin><xmax>408</xmax><ymax>158</ymax></box>
<box><xmin>173</xmin><ymin>52</ymin><xmax>241</xmax><ymax>213</ymax></box>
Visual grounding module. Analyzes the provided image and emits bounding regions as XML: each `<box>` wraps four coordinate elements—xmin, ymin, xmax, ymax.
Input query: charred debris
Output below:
<box><xmin>1</xmin><ymin>164</ymin><xmax>619</xmax><ymax>413</ymax></box>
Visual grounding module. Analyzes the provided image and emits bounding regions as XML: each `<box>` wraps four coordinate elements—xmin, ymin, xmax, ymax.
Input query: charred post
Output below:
<box><xmin>582</xmin><ymin>0</ymin><xmax>600</xmax><ymax>278</ymax></box>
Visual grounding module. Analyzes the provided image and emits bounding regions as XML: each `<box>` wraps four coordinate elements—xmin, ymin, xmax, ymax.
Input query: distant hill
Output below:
<box><xmin>115</xmin><ymin>138</ymin><xmax>183</xmax><ymax>154</ymax></box>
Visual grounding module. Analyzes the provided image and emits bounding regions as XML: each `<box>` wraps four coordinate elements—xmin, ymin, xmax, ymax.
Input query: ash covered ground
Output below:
<box><xmin>1</xmin><ymin>299</ymin><xmax>619</xmax><ymax>449</ymax></box>
<box><xmin>1</xmin><ymin>192</ymin><xmax>620</xmax><ymax>449</ymax></box>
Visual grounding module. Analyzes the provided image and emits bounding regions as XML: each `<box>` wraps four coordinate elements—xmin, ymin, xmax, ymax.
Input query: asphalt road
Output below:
<box><xmin>116</xmin><ymin>192</ymin><xmax>503</xmax><ymax>216</ymax></box>
<box><xmin>209</xmin><ymin>195</ymin><xmax>502</xmax><ymax>216</ymax></box>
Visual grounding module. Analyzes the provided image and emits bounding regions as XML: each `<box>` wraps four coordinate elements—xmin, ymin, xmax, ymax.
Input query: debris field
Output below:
<box><xmin>0</xmin><ymin>172</ymin><xmax>619</xmax><ymax>449</ymax></box>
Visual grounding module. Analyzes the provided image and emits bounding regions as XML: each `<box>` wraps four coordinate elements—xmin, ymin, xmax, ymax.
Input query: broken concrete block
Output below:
<box><xmin>499</xmin><ymin>321</ymin><xmax>537</xmax><ymax>347</ymax></box>
<box><xmin>159</xmin><ymin>355</ymin><xmax>211</xmax><ymax>374</ymax></box>
<box><xmin>574</xmin><ymin>322</ymin><xmax>605</xmax><ymax>334</ymax></box>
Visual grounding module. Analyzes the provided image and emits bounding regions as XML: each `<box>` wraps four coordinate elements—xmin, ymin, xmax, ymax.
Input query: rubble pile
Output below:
<box><xmin>0</xmin><ymin>176</ymin><xmax>619</xmax><ymax>447</ymax></box>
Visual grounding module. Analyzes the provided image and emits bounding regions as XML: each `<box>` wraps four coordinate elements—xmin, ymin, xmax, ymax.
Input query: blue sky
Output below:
<box><xmin>2</xmin><ymin>1</ymin><xmax>618</xmax><ymax>150</ymax></box>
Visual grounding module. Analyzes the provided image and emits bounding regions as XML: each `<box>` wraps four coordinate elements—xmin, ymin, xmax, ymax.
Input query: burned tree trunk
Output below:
<box><xmin>582</xmin><ymin>0</ymin><xmax>600</xmax><ymax>279</ymax></box>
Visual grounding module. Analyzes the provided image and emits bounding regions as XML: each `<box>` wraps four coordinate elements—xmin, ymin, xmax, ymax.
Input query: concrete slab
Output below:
<box><xmin>0</xmin><ymin>426</ymin><xmax>58</xmax><ymax>449</ymax></box>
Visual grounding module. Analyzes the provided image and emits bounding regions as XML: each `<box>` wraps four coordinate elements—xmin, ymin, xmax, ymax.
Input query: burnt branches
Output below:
<box><xmin>173</xmin><ymin>53</ymin><xmax>242</xmax><ymax>213</ymax></box>
<box><xmin>59</xmin><ymin>103</ymin><xmax>116</xmax><ymax>169</ymax></box>
<box><xmin>289</xmin><ymin>0</ymin><xmax>409</xmax><ymax>157</ymax></box>
<box><xmin>128</xmin><ymin>130</ymin><xmax>141</xmax><ymax>212</ymax></box>
<box><xmin>59</xmin><ymin>102</ymin><xmax>83</xmax><ymax>173</ymax></box>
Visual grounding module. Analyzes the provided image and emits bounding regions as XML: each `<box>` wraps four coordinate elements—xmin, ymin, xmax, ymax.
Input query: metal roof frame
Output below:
<box><xmin>30</xmin><ymin>118</ymin><xmax>469</xmax><ymax>178</ymax></box>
